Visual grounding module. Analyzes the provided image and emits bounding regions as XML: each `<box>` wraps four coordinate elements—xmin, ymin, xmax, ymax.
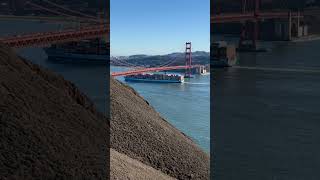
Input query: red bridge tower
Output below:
<box><xmin>239</xmin><ymin>0</ymin><xmax>260</xmax><ymax>50</ymax></box>
<box><xmin>185</xmin><ymin>42</ymin><xmax>192</xmax><ymax>78</ymax></box>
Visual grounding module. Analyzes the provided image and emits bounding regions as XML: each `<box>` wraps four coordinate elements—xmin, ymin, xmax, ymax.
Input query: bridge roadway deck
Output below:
<box><xmin>0</xmin><ymin>24</ymin><xmax>109</xmax><ymax>48</ymax></box>
<box><xmin>211</xmin><ymin>12</ymin><xmax>302</xmax><ymax>23</ymax></box>
<box><xmin>111</xmin><ymin>65</ymin><xmax>202</xmax><ymax>77</ymax></box>
<box><xmin>0</xmin><ymin>15</ymin><xmax>97</xmax><ymax>23</ymax></box>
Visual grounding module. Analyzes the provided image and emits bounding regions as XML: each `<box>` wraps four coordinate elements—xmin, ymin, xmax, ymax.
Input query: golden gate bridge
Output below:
<box><xmin>115</xmin><ymin>0</ymin><xmax>320</xmax><ymax>76</ymax></box>
<box><xmin>211</xmin><ymin>0</ymin><xmax>318</xmax><ymax>49</ymax></box>
<box><xmin>110</xmin><ymin>42</ymin><xmax>202</xmax><ymax>77</ymax></box>
<box><xmin>0</xmin><ymin>0</ymin><xmax>108</xmax><ymax>48</ymax></box>
<box><xmin>0</xmin><ymin>0</ymin><xmax>318</xmax><ymax>77</ymax></box>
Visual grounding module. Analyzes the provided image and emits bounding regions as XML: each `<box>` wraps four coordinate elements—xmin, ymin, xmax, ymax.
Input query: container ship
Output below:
<box><xmin>44</xmin><ymin>38</ymin><xmax>108</xmax><ymax>64</ymax></box>
<box><xmin>211</xmin><ymin>41</ymin><xmax>237</xmax><ymax>67</ymax></box>
<box><xmin>124</xmin><ymin>73</ymin><xmax>184</xmax><ymax>83</ymax></box>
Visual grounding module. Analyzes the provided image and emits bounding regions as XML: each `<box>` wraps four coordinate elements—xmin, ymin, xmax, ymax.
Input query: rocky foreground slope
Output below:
<box><xmin>110</xmin><ymin>78</ymin><xmax>210</xmax><ymax>179</ymax></box>
<box><xmin>0</xmin><ymin>43</ymin><xmax>209</xmax><ymax>179</ymax></box>
<box><xmin>110</xmin><ymin>148</ymin><xmax>175</xmax><ymax>180</ymax></box>
<box><xmin>0</xmin><ymin>43</ymin><xmax>109</xmax><ymax>179</ymax></box>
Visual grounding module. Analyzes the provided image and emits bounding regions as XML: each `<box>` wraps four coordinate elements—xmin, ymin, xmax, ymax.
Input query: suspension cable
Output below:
<box><xmin>42</xmin><ymin>0</ymin><xmax>98</xmax><ymax>20</ymax></box>
<box><xmin>112</xmin><ymin>57</ymin><xmax>144</xmax><ymax>68</ymax></box>
<box><xmin>26</xmin><ymin>1</ymin><xmax>100</xmax><ymax>23</ymax></box>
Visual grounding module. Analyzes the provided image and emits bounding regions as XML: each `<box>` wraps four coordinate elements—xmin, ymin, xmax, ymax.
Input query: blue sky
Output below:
<box><xmin>110</xmin><ymin>0</ymin><xmax>210</xmax><ymax>56</ymax></box>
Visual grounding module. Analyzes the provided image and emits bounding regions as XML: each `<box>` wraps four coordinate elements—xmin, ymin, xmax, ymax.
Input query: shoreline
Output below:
<box><xmin>291</xmin><ymin>34</ymin><xmax>320</xmax><ymax>42</ymax></box>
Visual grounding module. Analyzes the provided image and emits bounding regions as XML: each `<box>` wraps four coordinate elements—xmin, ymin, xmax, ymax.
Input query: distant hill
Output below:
<box><xmin>111</xmin><ymin>51</ymin><xmax>210</xmax><ymax>67</ymax></box>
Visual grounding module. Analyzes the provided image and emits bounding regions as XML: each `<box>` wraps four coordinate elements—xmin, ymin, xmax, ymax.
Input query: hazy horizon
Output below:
<box><xmin>111</xmin><ymin>50</ymin><xmax>210</xmax><ymax>57</ymax></box>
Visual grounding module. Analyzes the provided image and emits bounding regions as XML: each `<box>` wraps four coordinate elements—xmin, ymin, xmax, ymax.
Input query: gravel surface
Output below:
<box><xmin>0</xmin><ymin>43</ymin><xmax>209</xmax><ymax>179</ymax></box>
<box><xmin>110</xmin><ymin>78</ymin><xmax>210</xmax><ymax>180</ymax></box>
<box><xmin>111</xmin><ymin>148</ymin><xmax>176</xmax><ymax>180</ymax></box>
<box><xmin>0</xmin><ymin>44</ymin><xmax>109</xmax><ymax>179</ymax></box>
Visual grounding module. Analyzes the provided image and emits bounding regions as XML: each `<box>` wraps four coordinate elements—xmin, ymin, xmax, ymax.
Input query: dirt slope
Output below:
<box><xmin>110</xmin><ymin>148</ymin><xmax>176</xmax><ymax>180</ymax></box>
<box><xmin>110</xmin><ymin>78</ymin><xmax>210</xmax><ymax>180</ymax></box>
<box><xmin>0</xmin><ymin>43</ymin><xmax>108</xmax><ymax>179</ymax></box>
